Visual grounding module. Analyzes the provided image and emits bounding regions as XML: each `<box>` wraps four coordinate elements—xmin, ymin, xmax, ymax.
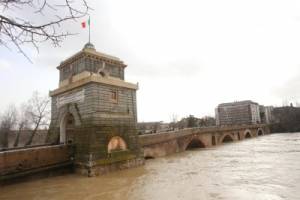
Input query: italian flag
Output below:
<box><xmin>81</xmin><ymin>18</ymin><xmax>90</xmax><ymax>28</ymax></box>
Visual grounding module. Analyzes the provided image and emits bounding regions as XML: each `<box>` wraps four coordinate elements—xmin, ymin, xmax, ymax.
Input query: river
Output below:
<box><xmin>1</xmin><ymin>133</ymin><xmax>300</xmax><ymax>200</ymax></box>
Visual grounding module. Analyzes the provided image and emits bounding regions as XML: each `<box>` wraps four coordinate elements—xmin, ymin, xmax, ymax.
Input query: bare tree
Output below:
<box><xmin>13</xmin><ymin>103</ymin><xmax>29</xmax><ymax>147</ymax></box>
<box><xmin>169</xmin><ymin>113</ymin><xmax>178</xmax><ymax>130</ymax></box>
<box><xmin>187</xmin><ymin>115</ymin><xmax>197</xmax><ymax>128</ymax></box>
<box><xmin>0</xmin><ymin>0</ymin><xmax>90</xmax><ymax>61</ymax></box>
<box><xmin>0</xmin><ymin>104</ymin><xmax>17</xmax><ymax>149</ymax></box>
<box><xmin>153</xmin><ymin>122</ymin><xmax>161</xmax><ymax>133</ymax></box>
<box><xmin>25</xmin><ymin>91</ymin><xmax>50</xmax><ymax>146</ymax></box>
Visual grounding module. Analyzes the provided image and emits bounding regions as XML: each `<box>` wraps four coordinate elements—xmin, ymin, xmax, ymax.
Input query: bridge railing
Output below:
<box><xmin>139</xmin><ymin>124</ymin><xmax>268</xmax><ymax>146</ymax></box>
<box><xmin>140</xmin><ymin>124</ymin><xmax>267</xmax><ymax>137</ymax></box>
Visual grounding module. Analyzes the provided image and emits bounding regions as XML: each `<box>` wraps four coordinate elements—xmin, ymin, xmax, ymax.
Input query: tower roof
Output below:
<box><xmin>218</xmin><ymin>100</ymin><xmax>259</xmax><ymax>107</ymax></box>
<box><xmin>57</xmin><ymin>43</ymin><xmax>126</xmax><ymax>69</ymax></box>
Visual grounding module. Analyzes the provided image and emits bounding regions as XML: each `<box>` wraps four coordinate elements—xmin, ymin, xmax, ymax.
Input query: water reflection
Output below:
<box><xmin>1</xmin><ymin>133</ymin><xmax>300</xmax><ymax>200</ymax></box>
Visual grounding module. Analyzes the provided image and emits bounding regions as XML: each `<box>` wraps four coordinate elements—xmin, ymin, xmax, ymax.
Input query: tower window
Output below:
<box><xmin>111</xmin><ymin>90</ymin><xmax>118</xmax><ymax>103</ymax></box>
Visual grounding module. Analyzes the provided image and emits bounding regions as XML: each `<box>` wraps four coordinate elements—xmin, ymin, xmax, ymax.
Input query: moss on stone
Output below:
<box><xmin>94</xmin><ymin>150</ymin><xmax>136</xmax><ymax>165</ymax></box>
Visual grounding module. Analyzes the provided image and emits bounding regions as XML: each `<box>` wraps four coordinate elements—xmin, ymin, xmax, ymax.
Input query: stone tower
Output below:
<box><xmin>47</xmin><ymin>43</ymin><xmax>143</xmax><ymax>176</ymax></box>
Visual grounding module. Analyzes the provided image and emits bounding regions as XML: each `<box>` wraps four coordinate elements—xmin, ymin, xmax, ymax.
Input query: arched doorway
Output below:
<box><xmin>222</xmin><ymin>135</ymin><xmax>234</xmax><ymax>143</ymax></box>
<box><xmin>185</xmin><ymin>139</ymin><xmax>205</xmax><ymax>150</ymax></box>
<box><xmin>257</xmin><ymin>129</ymin><xmax>264</xmax><ymax>136</ymax></box>
<box><xmin>107</xmin><ymin>136</ymin><xmax>127</xmax><ymax>153</ymax></box>
<box><xmin>60</xmin><ymin>113</ymin><xmax>76</xmax><ymax>144</ymax></box>
<box><xmin>245</xmin><ymin>132</ymin><xmax>252</xmax><ymax>139</ymax></box>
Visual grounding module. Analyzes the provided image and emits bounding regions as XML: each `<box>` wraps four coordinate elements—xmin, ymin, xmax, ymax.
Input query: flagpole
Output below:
<box><xmin>88</xmin><ymin>16</ymin><xmax>91</xmax><ymax>43</ymax></box>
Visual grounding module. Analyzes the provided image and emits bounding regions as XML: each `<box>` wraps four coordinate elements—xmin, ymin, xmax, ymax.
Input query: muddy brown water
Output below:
<box><xmin>1</xmin><ymin>133</ymin><xmax>300</xmax><ymax>200</ymax></box>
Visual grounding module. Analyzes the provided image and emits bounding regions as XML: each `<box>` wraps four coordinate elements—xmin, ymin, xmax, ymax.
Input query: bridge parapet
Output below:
<box><xmin>0</xmin><ymin>144</ymin><xmax>74</xmax><ymax>182</ymax></box>
<box><xmin>140</xmin><ymin>124</ymin><xmax>269</xmax><ymax>146</ymax></box>
<box><xmin>139</xmin><ymin>124</ymin><xmax>270</xmax><ymax>158</ymax></box>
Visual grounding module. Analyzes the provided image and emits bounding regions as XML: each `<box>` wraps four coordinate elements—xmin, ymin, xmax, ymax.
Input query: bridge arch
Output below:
<box><xmin>244</xmin><ymin>129</ymin><xmax>252</xmax><ymax>139</ymax></box>
<box><xmin>220</xmin><ymin>133</ymin><xmax>234</xmax><ymax>143</ymax></box>
<box><xmin>257</xmin><ymin>128</ymin><xmax>264</xmax><ymax>136</ymax></box>
<box><xmin>185</xmin><ymin>138</ymin><xmax>206</xmax><ymax>150</ymax></box>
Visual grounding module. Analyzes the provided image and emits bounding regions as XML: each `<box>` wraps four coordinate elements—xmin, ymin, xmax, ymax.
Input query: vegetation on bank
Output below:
<box><xmin>138</xmin><ymin>115</ymin><xmax>216</xmax><ymax>135</ymax></box>
<box><xmin>270</xmin><ymin>106</ymin><xmax>300</xmax><ymax>133</ymax></box>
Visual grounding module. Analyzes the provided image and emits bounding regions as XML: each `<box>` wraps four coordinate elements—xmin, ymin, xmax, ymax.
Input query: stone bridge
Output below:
<box><xmin>0</xmin><ymin>125</ymin><xmax>269</xmax><ymax>181</ymax></box>
<box><xmin>139</xmin><ymin>124</ymin><xmax>270</xmax><ymax>158</ymax></box>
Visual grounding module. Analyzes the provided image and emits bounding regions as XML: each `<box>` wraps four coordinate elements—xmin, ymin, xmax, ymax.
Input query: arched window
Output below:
<box><xmin>107</xmin><ymin>136</ymin><xmax>127</xmax><ymax>153</ymax></box>
<box><xmin>60</xmin><ymin>112</ymin><xmax>75</xmax><ymax>144</ymax></box>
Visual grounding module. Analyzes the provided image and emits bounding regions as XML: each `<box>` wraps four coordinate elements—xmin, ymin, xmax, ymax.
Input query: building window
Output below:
<box><xmin>111</xmin><ymin>90</ymin><xmax>118</xmax><ymax>103</ymax></box>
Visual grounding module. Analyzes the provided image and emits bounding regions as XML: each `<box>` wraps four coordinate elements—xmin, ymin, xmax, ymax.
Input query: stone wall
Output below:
<box><xmin>0</xmin><ymin>145</ymin><xmax>74</xmax><ymax>181</ymax></box>
<box><xmin>47</xmin><ymin>81</ymin><xmax>141</xmax><ymax>176</ymax></box>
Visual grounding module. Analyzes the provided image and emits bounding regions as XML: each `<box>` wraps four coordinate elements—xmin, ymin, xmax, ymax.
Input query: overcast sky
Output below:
<box><xmin>1</xmin><ymin>0</ymin><xmax>300</xmax><ymax>122</ymax></box>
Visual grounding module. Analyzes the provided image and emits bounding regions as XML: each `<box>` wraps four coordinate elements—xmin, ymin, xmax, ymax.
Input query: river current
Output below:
<box><xmin>1</xmin><ymin>133</ymin><xmax>300</xmax><ymax>200</ymax></box>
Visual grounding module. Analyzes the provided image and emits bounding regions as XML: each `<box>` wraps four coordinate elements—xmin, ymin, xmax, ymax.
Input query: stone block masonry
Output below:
<box><xmin>140</xmin><ymin>124</ymin><xmax>269</xmax><ymax>158</ymax></box>
<box><xmin>46</xmin><ymin>43</ymin><xmax>144</xmax><ymax>176</ymax></box>
<box><xmin>0</xmin><ymin>145</ymin><xmax>74</xmax><ymax>182</ymax></box>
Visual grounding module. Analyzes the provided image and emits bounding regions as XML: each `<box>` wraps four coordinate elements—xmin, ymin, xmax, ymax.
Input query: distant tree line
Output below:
<box><xmin>0</xmin><ymin>91</ymin><xmax>50</xmax><ymax>150</ymax></box>
<box><xmin>138</xmin><ymin>115</ymin><xmax>216</xmax><ymax>135</ymax></box>
<box><xmin>270</xmin><ymin>105</ymin><xmax>300</xmax><ymax>133</ymax></box>
<box><xmin>173</xmin><ymin>115</ymin><xmax>216</xmax><ymax>129</ymax></box>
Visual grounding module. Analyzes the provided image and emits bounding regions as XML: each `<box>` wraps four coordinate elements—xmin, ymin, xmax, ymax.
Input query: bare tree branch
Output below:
<box><xmin>13</xmin><ymin>103</ymin><xmax>29</xmax><ymax>147</ymax></box>
<box><xmin>25</xmin><ymin>91</ymin><xmax>50</xmax><ymax>146</ymax></box>
<box><xmin>0</xmin><ymin>0</ymin><xmax>90</xmax><ymax>61</ymax></box>
<box><xmin>0</xmin><ymin>104</ymin><xmax>17</xmax><ymax>149</ymax></box>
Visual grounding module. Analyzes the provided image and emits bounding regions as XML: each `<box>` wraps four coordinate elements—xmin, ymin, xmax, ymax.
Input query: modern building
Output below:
<box><xmin>215</xmin><ymin>100</ymin><xmax>261</xmax><ymax>126</ymax></box>
<box><xmin>259</xmin><ymin>106</ymin><xmax>273</xmax><ymax>124</ymax></box>
<box><xmin>47</xmin><ymin>42</ymin><xmax>143</xmax><ymax>176</ymax></box>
